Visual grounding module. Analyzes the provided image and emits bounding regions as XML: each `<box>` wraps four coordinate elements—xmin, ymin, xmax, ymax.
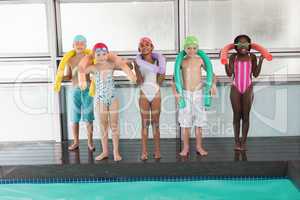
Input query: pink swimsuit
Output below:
<box><xmin>233</xmin><ymin>58</ymin><xmax>252</xmax><ymax>94</ymax></box>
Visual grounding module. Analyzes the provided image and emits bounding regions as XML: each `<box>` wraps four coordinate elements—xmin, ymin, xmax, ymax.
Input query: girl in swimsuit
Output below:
<box><xmin>134</xmin><ymin>37</ymin><xmax>166</xmax><ymax>160</ymax></box>
<box><xmin>225</xmin><ymin>35</ymin><xmax>264</xmax><ymax>151</ymax></box>
<box><xmin>82</xmin><ymin>43</ymin><xmax>137</xmax><ymax>161</ymax></box>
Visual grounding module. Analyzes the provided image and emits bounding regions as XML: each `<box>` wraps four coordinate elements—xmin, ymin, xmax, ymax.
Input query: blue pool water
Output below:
<box><xmin>0</xmin><ymin>179</ymin><xmax>299</xmax><ymax>200</ymax></box>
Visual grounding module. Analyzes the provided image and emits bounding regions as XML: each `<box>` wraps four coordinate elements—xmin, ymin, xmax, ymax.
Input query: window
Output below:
<box><xmin>0</xmin><ymin>61</ymin><xmax>53</xmax><ymax>83</ymax></box>
<box><xmin>187</xmin><ymin>0</ymin><xmax>300</xmax><ymax>50</ymax></box>
<box><xmin>59</xmin><ymin>0</ymin><xmax>177</xmax><ymax>54</ymax></box>
<box><xmin>0</xmin><ymin>2</ymin><xmax>49</xmax><ymax>56</ymax></box>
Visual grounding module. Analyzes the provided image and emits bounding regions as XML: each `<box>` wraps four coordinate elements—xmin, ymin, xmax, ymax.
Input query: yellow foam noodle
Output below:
<box><xmin>89</xmin><ymin>80</ymin><xmax>95</xmax><ymax>97</ymax></box>
<box><xmin>54</xmin><ymin>50</ymin><xmax>75</xmax><ymax>92</ymax></box>
<box><xmin>54</xmin><ymin>49</ymin><xmax>92</xmax><ymax>92</ymax></box>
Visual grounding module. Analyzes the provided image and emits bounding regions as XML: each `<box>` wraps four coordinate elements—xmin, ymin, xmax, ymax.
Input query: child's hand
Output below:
<box><xmin>259</xmin><ymin>55</ymin><xmax>265</xmax><ymax>61</ymax></box>
<box><xmin>137</xmin><ymin>76</ymin><xmax>144</xmax><ymax>85</ymax></box>
<box><xmin>210</xmin><ymin>84</ymin><xmax>217</xmax><ymax>96</ymax></box>
<box><xmin>131</xmin><ymin>76</ymin><xmax>137</xmax><ymax>84</ymax></box>
<box><xmin>174</xmin><ymin>93</ymin><xmax>180</xmax><ymax>104</ymax></box>
<box><xmin>127</xmin><ymin>61</ymin><xmax>135</xmax><ymax>70</ymax></box>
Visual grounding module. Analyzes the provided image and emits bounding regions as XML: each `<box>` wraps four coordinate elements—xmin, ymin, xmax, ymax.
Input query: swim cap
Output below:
<box><xmin>184</xmin><ymin>36</ymin><xmax>199</xmax><ymax>49</ymax></box>
<box><xmin>93</xmin><ymin>43</ymin><xmax>109</xmax><ymax>53</ymax></box>
<box><xmin>73</xmin><ymin>35</ymin><xmax>87</xmax><ymax>43</ymax></box>
<box><xmin>139</xmin><ymin>37</ymin><xmax>153</xmax><ymax>46</ymax></box>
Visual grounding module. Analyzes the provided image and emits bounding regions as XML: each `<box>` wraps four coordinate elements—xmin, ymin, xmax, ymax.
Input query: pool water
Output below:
<box><xmin>0</xmin><ymin>179</ymin><xmax>299</xmax><ymax>200</ymax></box>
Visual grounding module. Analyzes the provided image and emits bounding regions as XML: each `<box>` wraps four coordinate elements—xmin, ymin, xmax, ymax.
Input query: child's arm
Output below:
<box><xmin>225</xmin><ymin>53</ymin><xmax>236</xmax><ymax>77</ymax></box>
<box><xmin>157</xmin><ymin>74</ymin><xmax>165</xmax><ymax>86</ymax></box>
<box><xmin>210</xmin><ymin>74</ymin><xmax>217</xmax><ymax>96</ymax></box>
<box><xmin>132</xmin><ymin>61</ymin><xmax>144</xmax><ymax>85</ymax></box>
<box><xmin>202</xmin><ymin>62</ymin><xmax>217</xmax><ymax>96</ymax></box>
<box><xmin>63</xmin><ymin>64</ymin><xmax>72</xmax><ymax>81</ymax></box>
<box><xmin>171</xmin><ymin>77</ymin><xmax>180</xmax><ymax>103</ymax></box>
<box><xmin>113</xmin><ymin>59</ymin><xmax>137</xmax><ymax>84</ymax></box>
<box><xmin>251</xmin><ymin>53</ymin><xmax>264</xmax><ymax>78</ymax></box>
<box><xmin>78</xmin><ymin>55</ymin><xmax>94</xmax><ymax>73</ymax></box>
<box><xmin>84</xmin><ymin>64</ymin><xmax>96</xmax><ymax>74</ymax></box>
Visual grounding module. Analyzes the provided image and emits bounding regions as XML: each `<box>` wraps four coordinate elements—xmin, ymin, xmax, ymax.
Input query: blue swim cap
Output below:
<box><xmin>73</xmin><ymin>35</ymin><xmax>87</xmax><ymax>43</ymax></box>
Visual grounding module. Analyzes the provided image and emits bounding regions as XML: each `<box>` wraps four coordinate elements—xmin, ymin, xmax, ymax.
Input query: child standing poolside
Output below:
<box><xmin>55</xmin><ymin>35</ymin><xmax>95</xmax><ymax>152</ymax></box>
<box><xmin>81</xmin><ymin>43</ymin><xmax>136</xmax><ymax>161</ymax></box>
<box><xmin>225</xmin><ymin>34</ymin><xmax>264</xmax><ymax>151</ymax></box>
<box><xmin>173</xmin><ymin>36</ymin><xmax>217</xmax><ymax>157</ymax></box>
<box><xmin>133</xmin><ymin>37</ymin><xmax>166</xmax><ymax>160</ymax></box>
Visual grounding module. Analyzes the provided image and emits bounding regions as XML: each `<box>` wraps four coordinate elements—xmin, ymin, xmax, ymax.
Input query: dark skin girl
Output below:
<box><xmin>133</xmin><ymin>41</ymin><xmax>165</xmax><ymax>160</ymax></box>
<box><xmin>225</xmin><ymin>35</ymin><xmax>264</xmax><ymax>151</ymax></box>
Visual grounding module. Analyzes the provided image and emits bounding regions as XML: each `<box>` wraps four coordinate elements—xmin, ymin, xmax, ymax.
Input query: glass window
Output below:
<box><xmin>0</xmin><ymin>61</ymin><xmax>53</xmax><ymax>83</ymax></box>
<box><xmin>59</xmin><ymin>1</ymin><xmax>176</xmax><ymax>53</ymax></box>
<box><xmin>0</xmin><ymin>2</ymin><xmax>49</xmax><ymax>56</ymax></box>
<box><xmin>187</xmin><ymin>0</ymin><xmax>300</xmax><ymax>50</ymax></box>
<box><xmin>0</xmin><ymin>84</ymin><xmax>57</xmax><ymax>141</ymax></box>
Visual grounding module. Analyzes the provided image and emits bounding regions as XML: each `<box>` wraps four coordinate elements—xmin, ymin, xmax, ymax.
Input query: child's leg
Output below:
<box><xmin>230</xmin><ymin>85</ymin><xmax>242</xmax><ymax>150</ymax></box>
<box><xmin>179</xmin><ymin>128</ymin><xmax>190</xmax><ymax>156</ymax></box>
<box><xmin>82</xmin><ymin>87</ymin><xmax>95</xmax><ymax>151</ymax></box>
<box><xmin>109</xmin><ymin>99</ymin><xmax>122</xmax><ymax>161</ymax></box>
<box><xmin>240</xmin><ymin>85</ymin><xmax>253</xmax><ymax>150</ymax></box>
<box><xmin>150</xmin><ymin>92</ymin><xmax>161</xmax><ymax>159</ymax></box>
<box><xmin>139</xmin><ymin>91</ymin><xmax>151</xmax><ymax>160</ymax></box>
<box><xmin>95</xmin><ymin>102</ymin><xmax>109</xmax><ymax>160</ymax></box>
<box><xmin>86</xmin><ymin>122</ymin><xmax>94</xmax><ymax>151</ymax></box>
<box><xmin>68</xmin><ymin>123</ymin><xmax>80</xmax><ymax>150</ymax></box>
<box><xmin>178</xmin><ymin>91</ymin><xmax>192</xmax><ymax>157</ymax></box>
<box><xmin>195</xmin><ymin>127</ymin><xmax>208</xmax><ymax>156</ymax></box>
<box><xmin>68</xmin><ymin>88</ymin><xmax>82</xmax><ymax>151</ymax></box>
<box><xmin>193</xmin><ymin>89</ymin><xmax>207</xmax><ymax>156</ymax></box>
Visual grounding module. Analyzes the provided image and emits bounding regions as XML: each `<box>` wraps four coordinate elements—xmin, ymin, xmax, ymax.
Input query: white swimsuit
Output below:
<box><xmin>140</xmin><ymin>61</ymin><xmax>159</xmax><ymax>102</ymax></box>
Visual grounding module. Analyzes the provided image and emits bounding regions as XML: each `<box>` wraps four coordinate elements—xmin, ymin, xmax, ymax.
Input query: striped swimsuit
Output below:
<box><xmin>233</xmin><ymin>57</ymin><xmax>252</xmax><ymax>94</ymax></box>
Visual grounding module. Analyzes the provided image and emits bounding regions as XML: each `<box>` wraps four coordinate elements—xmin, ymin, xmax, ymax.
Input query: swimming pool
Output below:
<box><xmin>0</xmin><ymin>178</ymin><xmax>299</xmax><ymax>200</ymax></box>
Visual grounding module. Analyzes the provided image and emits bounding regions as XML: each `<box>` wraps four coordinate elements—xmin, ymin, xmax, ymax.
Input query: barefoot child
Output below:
<box><xmin>173</xmin><ymin>36</ymin><xmax>217</xmax><ymax>157</ymax></box>
<box><xmin>134</xmin><ymin>37</ymin><xmax>166</xmax><ymax>160</ymax></box>
<box><xmin>80</xmin><ymin>43</ymin><xmax>136</xmax><ymax>161</ymax></box>
<box><xmin>54</xmin><ymin>35</ymin><xmax>95</xmax><ymax>151</ymax></box>
<box><xmin>224</xmin><ymin>35</ymin><xmax>264</xmax><ymax>151</ymax></box>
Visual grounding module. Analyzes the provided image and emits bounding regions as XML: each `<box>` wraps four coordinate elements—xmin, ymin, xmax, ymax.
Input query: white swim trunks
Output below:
<box><xmin>178</xmin><ymin>89</ymin><xmax>207</xmax><ymax>128</ymax></box>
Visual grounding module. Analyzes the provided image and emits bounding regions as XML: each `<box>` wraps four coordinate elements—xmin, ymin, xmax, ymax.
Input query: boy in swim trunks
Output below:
<box><xmin>63</xmin><ymin>35</ymin><xmax>95</xmax><ymax>151</ymax></box>
<box><xmin>173</xmin><ymin>36</ymin><xmax>217</xmax><ymax>157</ymax></box>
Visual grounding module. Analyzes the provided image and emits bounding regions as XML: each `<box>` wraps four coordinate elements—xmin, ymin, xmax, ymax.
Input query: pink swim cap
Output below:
<box><xmin>139</xmin><ymin>37</ymin><xmax>153</xmax><ymax>46</ymax></box>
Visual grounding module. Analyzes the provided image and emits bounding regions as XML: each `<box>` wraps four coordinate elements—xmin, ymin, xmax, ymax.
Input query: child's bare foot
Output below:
<box><xmin>140</xmin><ymin>152</ymin><xmax>148</xmax><ymax>161</ymax></box>
<box><xmin>234</xmin><ymin>143</ymin><xmax>241</xmax><ymax>151</ymax></box>
<box><xmin>196</xmin><ymin>147</ymin><xmax>208</xmax><ymax>156</ymax></box>
<box><xmin>154</xmin><ymin>151</ymin><xmax>161</xmax><ymax>160</ymax></box>
<box><xmin>179</xmin><ymin>149</ymin><xmax>189</xmax><ymax>157</ymax></box>
<box><xmin>240</xmin><ymin>143</ymin><xmax>247</xmax><ymax>151</ymax></box>
<box><xmin>113</xmin><ymin>151</ymin><xmax>122</xmax><ymax>161</ymax></box>
<box><xmin>95</xmin><ymin>152</ymin><xmax>109</xmax><ymax>161</ymax></box>
<box><xmin>68</xmin><ymin>143</ymin><xmax>79</xmax><ymax>151</ymax></box>
<box><xmin>88</xmin><ymin>143</ymin><xmax>95</xmax><ymax>151</ymax></box>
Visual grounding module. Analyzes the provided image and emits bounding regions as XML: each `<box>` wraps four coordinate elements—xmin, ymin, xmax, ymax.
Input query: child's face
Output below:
<box><xmin>94</xmin><ymin>50</ymin><xmax>108</xmax><ymax>62</ymax></box>
<box><xmin>236</xmin><ymin>37</ymin><xmax>250</xmax><ymax>54</ymax></box>
<box><xmin>185</xmin><ymin>45</ymin><xmax>198</xmax><ymax>57</ymax></box>
<box><xmin>73</xmin><ymin>41</ymin><xmax>86</xmax><ymax>54</ymax></box>
<box><xmin>139</xmin><ymin>41</ymin><xmax>153</xmax><ymax>55</ymax></box>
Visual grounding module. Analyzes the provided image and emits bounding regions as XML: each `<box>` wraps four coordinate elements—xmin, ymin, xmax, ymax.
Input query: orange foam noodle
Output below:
<box><xmin>251</xmin><ymin>43</ymin><xmax>273</xmax><ymax>61</ymax></box>
<box><xmin>220</xmin><ymin>43</ymin><xmax>235</xmax><ymax>65</ymax></box>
